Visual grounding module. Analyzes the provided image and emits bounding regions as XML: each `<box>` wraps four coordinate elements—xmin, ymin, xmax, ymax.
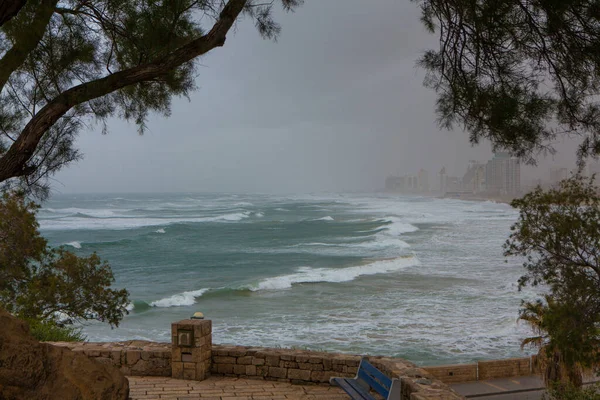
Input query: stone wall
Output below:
<box><xmin>478</xmin><ymin>358</ymin><xmax>531</xmax><ymax>380</ymax></box>
<box><xmin>423</xmin><ymin>357</ymin><xmax>535</xmax><ymax>384</ymax></box>
<box><xmin>211</xmin><ymin>345</ymin><xmax>463</xmax><ymax>399</ymax></box>
<box><xmin>48</xmin><ymin>341</ymin><xmax>171</xmax><ymax>377</ymax></box>
<box><xmin>422</xmin><ymin>363</ymin><xmax>478</xmax><ymax>384</ymax></box>
<box><xmin>50</xmin><ymin>341</ymin><xmax>464</xmax><ymax>399</ymax></box>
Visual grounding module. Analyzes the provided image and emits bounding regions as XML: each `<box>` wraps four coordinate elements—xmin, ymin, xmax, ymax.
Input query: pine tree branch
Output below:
<box><xmin>0</xmin><ymin>0</ymin><xmax>58</xmax><ymax>94</ymax></box>
<box><xmin>0</xmin><ymin>0</ymin><xmax>248</xmax><ymax>183</ymax></box>
<box><xmin>0</xmin><ymin>0</ymin><xmax>27</xmax><ymax>27</ymax></box>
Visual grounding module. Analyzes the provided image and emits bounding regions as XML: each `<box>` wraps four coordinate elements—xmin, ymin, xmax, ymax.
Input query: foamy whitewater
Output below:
<box><xmin>38</xmin><ymin>193</ymin><xmax>538</xmax><ymax>365</ymax></box>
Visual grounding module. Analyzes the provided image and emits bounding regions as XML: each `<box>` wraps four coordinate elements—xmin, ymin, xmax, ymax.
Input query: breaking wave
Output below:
<box><xmin>150</xmin><ymin>289</ymin><xmax>210</xmax><ymax>308</ymax></box>
<box><xmin>249</xmin><ymin>256</ymin><xmax>419</xmax><ymax>291</ymax></box>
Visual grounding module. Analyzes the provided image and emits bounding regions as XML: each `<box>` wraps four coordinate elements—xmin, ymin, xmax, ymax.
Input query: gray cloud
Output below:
<box><xmin>54</xmin><ymin>0</ymin><xmax>574</xmax><ymax>195</ymax></box>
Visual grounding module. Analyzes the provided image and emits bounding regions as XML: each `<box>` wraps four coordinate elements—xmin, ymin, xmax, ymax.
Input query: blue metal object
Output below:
<box><xmin>330</xmin><ymin>358</ymin><xmax>401</xmax><ymax>400</ymax></box>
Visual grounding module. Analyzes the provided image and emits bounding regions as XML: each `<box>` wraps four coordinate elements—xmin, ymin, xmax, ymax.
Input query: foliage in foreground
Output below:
<box><xmin>0</xmin><ymin>192</ymin><xmax>129</xmax><ymax>328</ymax></box>
<box><xmin>26</xmin><ymin>318</ymin><xmax>86</xmax><ymax>342</ymax></box>
<box><xmin>506</xmin><ymin>175</ymin><xmax>600</xmax><ymax>386</ymax></box>
<box><xmin>0</xmin><ymin>0</ymin><xmax>301</xmax><ymax>198</ymax></box>
<box><xmin>543</xmin><ymin>383</ymin><xmax>600</xmax><ymax>400</ymax></box>
<box><xmin>415</xmin><ymin>0</ymin><xmax>600</xmax><ymax>164</ymax></box>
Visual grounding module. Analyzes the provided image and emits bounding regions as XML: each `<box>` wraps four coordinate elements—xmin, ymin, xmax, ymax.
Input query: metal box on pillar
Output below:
<box><xmin>171</xmin><ymin>317</ymin><xmax>212</xmax><ymax>380</ymax></box>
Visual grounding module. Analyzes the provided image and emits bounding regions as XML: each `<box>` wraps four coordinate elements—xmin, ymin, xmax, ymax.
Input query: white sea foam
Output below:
<box><xmin>43</xmin><ymin>207</ymin><xmax>129</xmax><ymax>218</ymax></box>
<box><xmin>65</xmin><ymin>241</ymin><xmax>82</xmax><ymax>249</ymax></box>
<box><xmin>314</xmin><ymin>216</ymin><xmax>334</xmax><ymax>221</ymax></box>
<box><xmin>250</xmin><ymin>256</ymin><xmax>419</xmax><ymax>291</ymax></box>
<box><xmin>380</xmin><ymin>217</ymin><xmax>418</xmax><ymax>235</ymax></box>
<box><xmin>220</xmin><ymin>212</ymin><xmax>250</xmax><ymax>221</ymax></box>
<box><xmin>150</xmin><ymin>289</ymin><xmax>209</xmax><ymax>308</ymax></box>
<box><xmin>125</xmin><ymin>303</ymin><xmax>135</xmax><ymax>311</ymax></box>
<box><xmin>155</xmin><ymin>228</ymin><xmax>166</xmax><ymax>234</ymax></box>
<box><xmin>255</xmin><ymin>212</ymin><xmax>265</xmax><ymax>217</ymax></box>
<box><xmin>38</xmin><ymin>211</ymin><xmax>251</xmax><ymax>231</ymax></box>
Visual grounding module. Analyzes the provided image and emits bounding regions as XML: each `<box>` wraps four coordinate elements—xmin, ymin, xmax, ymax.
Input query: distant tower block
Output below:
<box><xmin>171</xmin><ymin>316</ymin><xmax>212</xmax><ymax>380</ymax></box>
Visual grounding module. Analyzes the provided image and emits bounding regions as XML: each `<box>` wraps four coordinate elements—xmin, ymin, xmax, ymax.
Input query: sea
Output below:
<box><xmin>37</xmin><ymin>192</ymin><xmax>539</xmax><ymax>366</ymax></box>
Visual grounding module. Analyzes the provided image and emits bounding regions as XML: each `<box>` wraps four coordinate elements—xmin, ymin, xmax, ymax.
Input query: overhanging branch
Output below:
<box><xmin>0</xmin><ymin>0</ymin><xmax>27</xmax><ymax>27</ymax></box>
<box><xmin>0</xmin><ymin>0</ymin><xmax>248</xmax><ymax>183</ymax></box>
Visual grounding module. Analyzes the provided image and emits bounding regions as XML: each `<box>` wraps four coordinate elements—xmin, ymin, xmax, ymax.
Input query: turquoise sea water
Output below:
<box><xmin>38</xmin><ymin>193</ymin><xmax>537</xmax><ymax>366</ymax></box>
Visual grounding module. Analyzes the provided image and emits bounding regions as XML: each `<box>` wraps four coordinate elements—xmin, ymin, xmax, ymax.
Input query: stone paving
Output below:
<box><xmin>128</xmin><ymin>376</ymin><xmax>351</xmax><ymax>400</ymax></box>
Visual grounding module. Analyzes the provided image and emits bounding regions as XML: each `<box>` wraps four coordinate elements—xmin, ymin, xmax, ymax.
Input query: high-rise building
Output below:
<box><xmin>485</xmin><ymin>153</ymin><xmax>521</xmax><ymax>195</ymax></box>
<box><xmin>462</xmin><ymin>161</ymin><xmax>486</xmax><ymax>193</ymax></box>
<box><xmin>418</xmin><ymin>169</ymin><xmax>429</xmax><ymax>192</ymax></box>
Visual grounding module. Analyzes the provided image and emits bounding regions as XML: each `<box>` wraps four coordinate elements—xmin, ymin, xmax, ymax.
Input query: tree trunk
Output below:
<box><xmin>0</xmin><ymin>0</ymin><xmax>27</xmax><ymax>26</ymax></box>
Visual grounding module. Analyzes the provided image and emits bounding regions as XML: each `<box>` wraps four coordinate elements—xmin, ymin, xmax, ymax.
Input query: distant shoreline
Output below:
<box><xmin>439</xmin><ymin>194</ymin><xmax>515</xmax><ymax>205</ymax></box>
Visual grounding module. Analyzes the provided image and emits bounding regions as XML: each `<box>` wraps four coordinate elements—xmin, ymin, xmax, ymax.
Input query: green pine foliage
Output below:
<box><xmin>543</xmin><ymin>383</ymin><xmax>600</xmax><ymax>400</ymax></box>
<box><xmin>415</xmin><ymin>0</ymin><xmax>600</xmax><ymax>164</ymax></box>
<box><xmin>0</xmin><ymin>192</ymin><xmax>129</xmax><ymax>328</ymax></box>
<box><xmin>506</xmin><ymin>175</ymin><xmax>600</xmax><ymax>386</ymax></box>
<box><xmin>26</xmin><ymin>318</ymin><xmax>86</xmax><ymax>342</ymax></box>
<box><xmin>0</xmin><ymin>0</ymin><xmax>302</xmax><ymax>198</ymax></box>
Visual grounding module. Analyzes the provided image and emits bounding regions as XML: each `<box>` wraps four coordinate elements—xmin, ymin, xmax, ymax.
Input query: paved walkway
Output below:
<box><xmin>128</xmin><ymin>376</ymin><xmax>351</xmax><ymax>400</ymax></box>
<box><xmin>451</xmin><ymin>375</ymin><xmax>544</xmax><ymax>398</ymax></box>
<box><xmin>452</xmin><ymin>375</ymin><xmax>599</xmax><ymax>399</ymax></box>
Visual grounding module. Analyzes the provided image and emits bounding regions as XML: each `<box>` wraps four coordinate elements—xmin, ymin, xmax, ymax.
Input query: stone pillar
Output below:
<box><xmin>171</xmin><ymin>319</ymin><xmax>212</xmax><ymax>381</ymax></box>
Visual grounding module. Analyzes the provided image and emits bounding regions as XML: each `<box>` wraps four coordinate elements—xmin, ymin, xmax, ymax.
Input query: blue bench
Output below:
<box><xmin>330</xmin><ymin>358</ymin><xmax>401</xmax><ymax>400</ymax></box>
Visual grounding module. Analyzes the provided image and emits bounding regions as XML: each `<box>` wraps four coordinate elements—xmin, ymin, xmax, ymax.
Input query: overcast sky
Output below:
<box><xmin>53</xmin><ymin>0</ymin><xmax>578</xmax><ymax>194</ymax></box>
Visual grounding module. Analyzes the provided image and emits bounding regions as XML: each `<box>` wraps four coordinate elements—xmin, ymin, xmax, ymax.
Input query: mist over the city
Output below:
<box><xmin>49</xmin><ymin>0</ymin><xmax>577</xmax><ymax>195</ymax></box>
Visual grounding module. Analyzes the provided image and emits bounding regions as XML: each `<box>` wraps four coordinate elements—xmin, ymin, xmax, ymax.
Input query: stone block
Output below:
<box><xmin>183</xmin><ymin>362</ymin><xmax>196</xmax><ymax>370</ymax></box>
<box><xmin>298</xmin><ymin>363</ymin><xmax>311</xmax><ymax>370</ymax></box>
<box><xmin>201</xmin><ymin>320</ymin><xmax>212</xmax><ymax>336</ymax></box>
<box><xmin>287</xmin><ymin>368</ymin><xmax>311</xmax><ymax>381</ymax></box>
<box><xmin>194</xmin><ymin>336</ymin><xmax>206</xmax><ymax>347</ymax></box>
<box><xmin>323</xmin><ymin>358</ymin><xmax>333</xmax><ymax>371</ymax></box>
<box><xmin>345</xmin><ymin>358</ymin><xmax>360</xmax><ymax>367</ymax></box>
<box><xmin>310</xmin><ymin>370</ymin><xmax>335</xmax><ymax>383</ymax></box>
<box><xmin>265</xmin><ymin>355</ymin><xmax>280</xmax><ymax>366</ymax></box>
<box><xmin>296</xmin><ymin>355</ymin><xmax>310</xmax><ymax>363</ymax></box>
<box><xmin>94</xmin><ymin>357</ymin><xmax>113</xmax><ymax>365</ymax></box>
<box><xmin>308</xmin><ymin>356</ymin><xmax>322</xmax><ymax>364</ymax></box>
<box><xmin>196</xmin><ymin>362</ymin><xmax>207</xmax><ymax>380</ymax></box>
<box><xmin>141</xmin><ymin>351</ymin><xmax>150</xmax><ymax>361</ymax></box>
<box><xmin>245</xmin><ymin>365</ymin><xmax>257</xmax><ymax>376</ymax></box>
<box><xmin>256</xmin><ymin>365</ymin><xmax>269</xmax><ymax>377</ymax></box>
<box><xmin>238</xmin><ymin>356</ymin><xmax>253</xmax><ymax>365</ymax></box>
<box><xmin>214</xmin><ymin>356</ymin><xmax>236</xmax><ymax>364</ymax></box>
<box><xmin>233</xmin><ymin>364</ymin><xmax>246</xmax><ymax>375</ymax></box>
<box><xmin>212</xmin><ymin>347</ymin><xmax>228</xmax><ymax>356</ymax></box>
<box><xmin>268</xmin><ymin>367</ymin><xmax>288</xmax><ymax>379</ymax></box>
<box><xmin>99</xmin><ymin>350</ymin><xmax>112</xmax><ymax>358</ymax></box>
<box><xmin>84</xmin><ymin>349</ymin><xmax>101</xmax><ymax>357</ymax></box>
<box><xmin>172</xmin><ymin>362</ymin><xmax>183</xmax><ymax>379</ymax></box>
<box><xmin>252</xmin><ymin>357</ymin><xmax>265</xmax><ymax>366</ymax></box>
<box><xmin>280</xmin><ymin>360</ymin><xmax>298</xmax><ymax>369</ymax></box>
<box><xmin>110</xmin><ymin>350</ymin><xmax>122</xmax><ymax>362</ymax></box>
<box><xmin>228</xmin><ymin>347</ymin><xmax>247</xmax><ymax>357</ymax></box>
<box><xmin>217</xmin><ymin>364</ymin><xmax>234</xmax><ymax>375</ymax></box>
<box><xmin>183</xmin><ymin>368</ymin><xmax>195</xmax><ymax>380</ymax></box>
<box><xmin>126</xmin><ymin>350</ymin><xmax>141</xmax><ymax>365</ymax></box>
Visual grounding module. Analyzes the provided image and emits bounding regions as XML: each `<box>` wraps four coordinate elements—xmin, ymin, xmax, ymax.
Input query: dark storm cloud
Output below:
<box><xmin>55</xmin><ymin>0</ymin><xmax>564</xmax><ymax>194</ymax></box>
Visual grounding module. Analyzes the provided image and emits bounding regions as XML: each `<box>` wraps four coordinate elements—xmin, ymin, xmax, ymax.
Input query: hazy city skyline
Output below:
<box><xmin>52</xmin><ymin>0</ymin><xmax>584</xmax><ymax>195</ymax></box>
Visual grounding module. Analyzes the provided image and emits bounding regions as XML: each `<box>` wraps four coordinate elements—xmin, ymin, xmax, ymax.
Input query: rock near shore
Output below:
<box><xmin>0</xmin><ymin>309</ymin><xmax>129</xmax><ymax>400</ymax></box>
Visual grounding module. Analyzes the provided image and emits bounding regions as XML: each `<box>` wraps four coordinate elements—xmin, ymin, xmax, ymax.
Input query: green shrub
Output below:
<box><xmin>26</xmin><ymin>318</ymin><xmax>86</xmax><ymax>342</ymax></box>
<box><xmin>543</xmin><ymin>383</ymin><xmax>600</xmax><ymax>400</ymax></box>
